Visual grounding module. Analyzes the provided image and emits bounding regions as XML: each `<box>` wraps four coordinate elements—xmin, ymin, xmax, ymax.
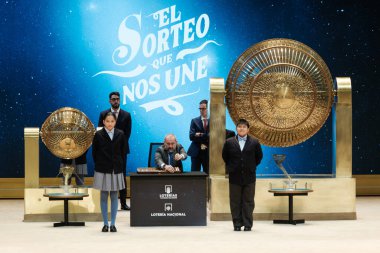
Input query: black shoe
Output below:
<box><xmin>234</xmin><ymin>226</ymin><xmax>241</xmax><ymax>231</ymax></box>
<box><xmin>110</xmin><ymin>225</ymin><xmax>117</xmax><ymax>232</ymax></box>
<box><xmin>101</xmin><ymin>225</ymin><xmax>109</xmax><ymax>232</ymax></box>
<box><xmin>121</xmin><ymin>204</ymin><xmax>130</xmax><ymax>211</ymax></box>
<box><xmin>244</xmin><ymin>227</ymin><xmax>251</xmax><ymax>231</ymax></box>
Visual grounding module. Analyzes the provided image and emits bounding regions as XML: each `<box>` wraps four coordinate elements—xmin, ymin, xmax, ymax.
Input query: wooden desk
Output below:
<box><xmin>268</xmin><ymin>188</ymin><xmax>313</xmax><ymax>225</ymax></box>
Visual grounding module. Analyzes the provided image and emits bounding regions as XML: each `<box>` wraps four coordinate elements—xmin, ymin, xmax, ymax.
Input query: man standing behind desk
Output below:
<box><xmin>188</xmin><ymin>99</ymin><xmax>209</xmax><ymax>174</ymax></box>
<box><xmin>98</xmin><ymin>91</ymin><xmax>132</xmax><ymax>210</ymax></box>
<box><xmin>222</xmin><ymin>119</ymin><xmax>263</xmax><ymax>232</ymax></box>
<box><xmin>155</xmin><ymin>134</ymin><xmax>187</xmax><ymax>173</ymax></box>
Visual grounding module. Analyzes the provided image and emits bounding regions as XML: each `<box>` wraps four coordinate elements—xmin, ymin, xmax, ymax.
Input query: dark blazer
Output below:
<box><xmin>154</xmin><ymin>144</ymin><xmax>187</xmax><ymax>172</ymax></box>
<box><xmin>187</xmin><ymin>116</ymin><xmax>209</xmax><ymax>157</ymax></box>
<box><xmin>98</xmin><ymin>109</ymin><xmax>132</xmax><ymax>154</ymax></box>
<box><xmin>222</xmin><ymin>135</ymin><xmax>263</xmax><ymax>185</ymax></box>
<box><xmin>92</xmin><ymin>128</ymin><xmax>126</xmax><ymax>174</ymax></box>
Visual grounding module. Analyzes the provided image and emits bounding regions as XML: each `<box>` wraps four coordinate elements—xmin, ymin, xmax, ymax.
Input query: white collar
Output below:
<box><xmin>111</xmin><ymin>108</ymin><xmax>120</xmax><ymax>113</ymax></box>
<box><xmin>106</xmin><ymin>128</ymin><xmax>115</xmax><ymax>134</ymax></box>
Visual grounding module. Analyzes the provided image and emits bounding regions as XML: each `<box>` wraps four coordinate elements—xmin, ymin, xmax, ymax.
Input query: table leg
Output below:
<box><xmin>64</xmin><ymin>199</ymin><xmax>69</xmax><ymax>224</ymax></box>
<box><xmin>273</xmin><ymin>194</ymin><xmax>305</xmax><ymax>225</ymax></box>
<box><xmin>53</xmin><ymin>199</ymin><xmax>85</xmax><ymax>227</ymax></box>
<box><xmin>289</xmin><ymin>195</ymin><xmax>293</xmax><ymax>221</ymax></box>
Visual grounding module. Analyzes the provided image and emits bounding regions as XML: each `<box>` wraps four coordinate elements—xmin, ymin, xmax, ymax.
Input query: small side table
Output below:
<box><xmin>44</xmin><ymin>193</ymin><xmax>89</xmax><ymax>227</ymax></box>
<box><xmin>268</xmin><ymin>188</ymin><xmax>313</xmax><ymax>225</ymax></box>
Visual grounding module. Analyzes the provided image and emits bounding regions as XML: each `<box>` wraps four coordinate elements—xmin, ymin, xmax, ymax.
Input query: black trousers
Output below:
<box><xmin>229</xmin><ymin>182</ymin><xmax>256</xmax><ymax>228</ymax></box>
<box><xmin>190</xmin><ymin>149</ymin><xmax>209</xmax><ymax>174</ymax></box>
<box><xmin>119</xmin><ymin>155</ymin><xmax>128</xmax><ymax>206</ymax></box>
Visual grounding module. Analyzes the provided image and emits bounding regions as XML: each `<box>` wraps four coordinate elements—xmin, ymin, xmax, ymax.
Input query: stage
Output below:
<box><xmin>1</xmin><ymin>197</ymin><xmax>379</xmax><ymax>253</ymax></box>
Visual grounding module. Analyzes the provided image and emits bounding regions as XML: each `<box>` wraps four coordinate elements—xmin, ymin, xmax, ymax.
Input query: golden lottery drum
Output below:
<box><xmin>226</xmin><ymin>38</ymin><xmax>334</xmax><ymax>147</ymax></box>
<box><xmin>40</xmin><ymin>107</ymin><xmax>96</xmax><ymax>159</ymax></box>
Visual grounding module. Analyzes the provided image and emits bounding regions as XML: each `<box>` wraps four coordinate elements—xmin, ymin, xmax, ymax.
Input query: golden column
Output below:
<box><xmin>209</xmin><ymin>78</ymin><xmax>226</xmax><ymax>175</ymax></box>
<box><xmin>335</xmin><ymin>77</ymin><xmax>352</xmax><ymax>177</ymax></box>
<box><xmin>24</xmin><ymin>128</ymin><xmax>40</xmax><ymax>188</ymax></box>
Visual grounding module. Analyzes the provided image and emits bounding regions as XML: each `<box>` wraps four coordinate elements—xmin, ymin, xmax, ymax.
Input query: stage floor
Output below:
<box><xmin>1</xmin><ymin>197</ymin><xmax>379</xmax><ymax>253</ymax></box>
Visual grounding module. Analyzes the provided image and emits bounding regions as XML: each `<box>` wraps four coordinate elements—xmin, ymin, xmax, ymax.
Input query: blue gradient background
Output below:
<box><xmin>0</xmin><ymin>0</ymin><xmax>379</xmax><ymax>178</ymax></box>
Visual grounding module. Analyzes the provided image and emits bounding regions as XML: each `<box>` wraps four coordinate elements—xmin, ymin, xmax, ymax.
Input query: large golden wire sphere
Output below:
<box><xmin>226</xmin><ymin>38</ymin><xmax>334</xmax><ymax>147</ymax></box>
<box><xmin>40</xmin><ymin>107</ymin><xmax>95</xmax><ymax>159</ymax></box>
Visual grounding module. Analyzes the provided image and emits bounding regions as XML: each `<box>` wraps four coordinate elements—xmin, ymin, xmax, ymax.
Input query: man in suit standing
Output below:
<box><xmin>98</xmin><ymin>91</ymin><xmax>132</xmax><ymax>210</ymax></box>
<box><xmin>222</xmin><ymin>119</ymin><xmax>263</xmax><ymax>231</ymax></box>
<box><xmin>188</xmin><ymin>99</ymin><xmax>209</xmax><ymax>174</ymax></box>
<box><xmin>155</xmin><ymin>134</ymin><xmax>187</xmax><ymax>173</ymax></box>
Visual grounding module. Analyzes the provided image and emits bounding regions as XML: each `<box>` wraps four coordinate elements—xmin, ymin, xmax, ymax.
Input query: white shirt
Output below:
<box><xmin>201</xmin><ymin>116</ymin><xmax>208</xmax><ymax>128</ymax></box>
<box><xmin>238</xmin><ymin>135</ymin><xmax>247</xmax><ymax>151</ymax></box>
<box><xmin>106</xmin><ymin>128</ymin><xmax>115</xmax><ymax>140</ymax></box>
<box><xmin>111</xmin><ymin>108</ymin><xmax>120</xmax><ymax>119</ymax></box>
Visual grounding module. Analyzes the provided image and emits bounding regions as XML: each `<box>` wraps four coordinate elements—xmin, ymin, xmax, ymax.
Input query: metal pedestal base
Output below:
<box><xmin>272</xmin><ymin>192</ymin><xmax>309</xmax><ymax>225</ymax></box>
<box><xmin>273</xmin><ymin>219</ymin><xmax>305</xmax><ymax>225</ymax></box>
<box><xmin>44</xmin><ymin>194</ymin><xmax>88</xmax><ymax>227</ymax></box>
<box><xmin>54</xmin><ymin>221</ymin><xmax>85</xmax><ymax>227</ymax></box>
<box><xmin>53</xmin><ymin>198</ymin><xmax>85</xmax><ymax>227</ymax></box>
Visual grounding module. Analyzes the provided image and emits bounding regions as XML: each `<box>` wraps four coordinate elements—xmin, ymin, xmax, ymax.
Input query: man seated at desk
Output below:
<box><xmin>155</xmin><ymin>134</ymin><xmax>187</xmax><ymax>173</ymax></box>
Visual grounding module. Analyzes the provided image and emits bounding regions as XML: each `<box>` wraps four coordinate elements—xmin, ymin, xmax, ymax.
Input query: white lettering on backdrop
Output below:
<box><xmin>93</xmin><ymin>5</ymin><xmax>221</xmax><ymax>116</ymax></box>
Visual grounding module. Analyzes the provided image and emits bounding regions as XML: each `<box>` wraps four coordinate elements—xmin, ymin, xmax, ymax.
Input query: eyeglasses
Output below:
<box><xmin>110</xmin><ymin>98</ymin><xmax>120</xmax><ymax>101</ymax></box>
<box><xmin>199</xmin><ymin>108</ymin><xmax>207</xmax><ymax>110</ymax></box>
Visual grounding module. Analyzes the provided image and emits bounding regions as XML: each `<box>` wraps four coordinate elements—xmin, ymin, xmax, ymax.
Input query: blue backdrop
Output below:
<box><xmin>1</xmin><ymin>0</ymin><xmax>379</xmax><ymax>177</ymax></box>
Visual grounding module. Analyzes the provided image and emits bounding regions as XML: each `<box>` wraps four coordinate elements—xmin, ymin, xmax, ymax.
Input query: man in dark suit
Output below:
<box><xmin>155</xmin><ymin>134</ymin><xmax>187</xmax><ymax>173</ymax></box>
<box><xmin>98</xmin><ymin>91</ymin><xmax>132</xmax><ymax>210</ymax></box>
<box><xmin>222</xmin><ymin>118</ymin><xmax>263</xmax><ymax>232</ymax></box>
<box><xmin>188</xmin><ymin>99</ymin><xmax>209</xmax><ymax>174</ymax></box>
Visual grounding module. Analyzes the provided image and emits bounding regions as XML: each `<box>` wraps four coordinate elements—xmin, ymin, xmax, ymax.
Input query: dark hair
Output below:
<box><xmin>199</xmin><ymin>99</ymin><xmax>208</xmax><ymax>105</ymax></box>
<box><xmin>109</xmin><ymin>91</ymin><xmax>120</xmax><ymax>99</ymax></box>
<box><xmin>103</xmin><ymin>111</ymin><xmax>117</xmax><ymax>121</ymax></box>
<box><xmin>236</xmin><ymin>118</ymin><xmax>250</xmax><ymax>128</ymax></box>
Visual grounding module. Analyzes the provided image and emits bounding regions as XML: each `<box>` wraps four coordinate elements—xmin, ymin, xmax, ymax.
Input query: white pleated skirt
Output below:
<box><xmin>93</xmin><ymin>171</ymin><xmax>125</xmax><ymax>191</ymax></box>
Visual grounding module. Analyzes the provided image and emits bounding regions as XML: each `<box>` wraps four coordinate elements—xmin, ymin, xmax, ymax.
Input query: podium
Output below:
<box><xmin>130</xmin><ymin>171</ymin><xmax>207</xmax><ymax>226</ymax></box>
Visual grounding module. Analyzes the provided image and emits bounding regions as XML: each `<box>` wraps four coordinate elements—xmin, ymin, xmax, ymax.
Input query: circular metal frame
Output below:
<box><xmin>40</xmin><ymin>107</ymin><xmax>95</xmax><ymax>159</ymax></box>
<box><xmin>226</xmin><ymin>39</ymin><xmax>334</xmax><ymax>147</ymax></box>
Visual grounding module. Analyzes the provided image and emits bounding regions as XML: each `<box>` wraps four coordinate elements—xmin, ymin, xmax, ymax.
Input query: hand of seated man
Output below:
<box><xmin>164</xmin><ymin>165</ymin><xmax>175</xmax><ymax>173</ymax></box>
<box><xmin>174</xmin><ymin>153</ymin><xmax>184</xmax><ymax>161</ymax></box>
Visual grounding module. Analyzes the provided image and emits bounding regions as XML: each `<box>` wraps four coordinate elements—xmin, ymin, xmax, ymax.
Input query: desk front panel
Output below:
<box><xmin>130</xmin><ymin>173</ymin><xmax>207</xmax><ymax>226</ymax></box>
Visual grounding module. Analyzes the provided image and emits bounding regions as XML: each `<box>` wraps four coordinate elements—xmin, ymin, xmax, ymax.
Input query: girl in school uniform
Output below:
<box><xmin>92</xmin><ymin>112</ymin><xmax>126</xmax><ymax>232</ymax></box>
